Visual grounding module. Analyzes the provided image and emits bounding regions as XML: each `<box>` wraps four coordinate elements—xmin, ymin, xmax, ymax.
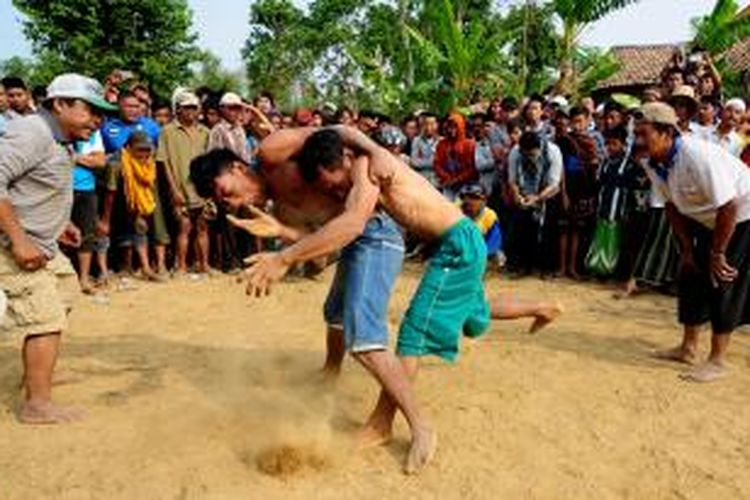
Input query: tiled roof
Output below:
<box><xmin>598</xmin><ymin>44</ymin><xmax>677</xmax><ymax>89</ymax></box>
<box><xmin>722</xmin><ymin>37</ymin><xmax>750</xmax><ymax>72</ymax></box>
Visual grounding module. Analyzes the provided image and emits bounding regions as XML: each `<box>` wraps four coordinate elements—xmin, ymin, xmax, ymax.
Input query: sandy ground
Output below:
<box><xmin>1</xmin><ymin>264</ymin><xmax>750</xmax><ymax>500</ymax></box>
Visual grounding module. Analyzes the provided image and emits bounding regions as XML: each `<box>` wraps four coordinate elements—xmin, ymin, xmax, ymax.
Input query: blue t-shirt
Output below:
<box><xmin>73</xmin><ymin>130</ymin><xmax>105</xmax><ymax>192</ymax></box>
<box><xmin>101</xmin><ymin>116</ymin><xmax>161</xmax><ymax>153</ymax></box>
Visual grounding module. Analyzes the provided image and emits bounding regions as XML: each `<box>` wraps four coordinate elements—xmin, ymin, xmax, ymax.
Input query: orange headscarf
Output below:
<box><xmin>434</xmin><ymin>112</ymin><xmax>478</xmax><ymax>187</ymax></box>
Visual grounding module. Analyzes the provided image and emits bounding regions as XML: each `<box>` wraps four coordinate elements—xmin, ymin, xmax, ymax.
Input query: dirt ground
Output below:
<box><xmin>1</xmin><ymin>265</ymin><xmax>749</xmax><ymax>500</ymax></box>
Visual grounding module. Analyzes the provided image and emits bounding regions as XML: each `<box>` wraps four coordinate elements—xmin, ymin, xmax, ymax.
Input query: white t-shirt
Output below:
<box><xmin>708</xmin><ymin>128</ymin><xmax>744</xmax><ymax>157</ymax></box>
<box><xmin>645</xmin><ymin>136</ymin><xmax>750</xmax><ymax>229</ymax></box>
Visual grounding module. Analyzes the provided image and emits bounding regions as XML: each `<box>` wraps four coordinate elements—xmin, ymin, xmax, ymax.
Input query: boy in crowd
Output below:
<box><xmin>693</xmin><ymin>96</ymin><xmax>717</xmax><ymax>141</ymax></box>
<box><xmin>459</xmin><ymin>184</ymin><xmax>505</xmax><ymax>270</ymax></box>
<box><xmin>0</xmin><ymin>73</ymin><xmax>117</xmax><ymax>423</ymax></box>
<box><xmin>152</xmin><ymin>101</ymin><xmax>173</xmax><ymax>128</ymax></box>
<box><xmin>409</xmin><ymin>112</ymin><xmax>440</xmax><ymax>187</ymax></box>
<box><xmin>1</xmin><ymin>77</ymin><xmax>34</xmax><ymax>119</ymax></box>
<box><xmin>71</xmin><ymin>125</ymin><xmax>107</xmax><ymax>292</ymax></box>
<box><xmin>101</xmin><ymin>132</ymin><xmax>164</xmax><ymax>282</ymax></box>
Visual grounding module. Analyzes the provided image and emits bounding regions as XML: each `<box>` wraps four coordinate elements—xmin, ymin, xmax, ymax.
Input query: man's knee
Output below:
<box><xmin>179</xmin><ymin>216</ymin><xmax>192</xmax><ymax>235</ymax></box>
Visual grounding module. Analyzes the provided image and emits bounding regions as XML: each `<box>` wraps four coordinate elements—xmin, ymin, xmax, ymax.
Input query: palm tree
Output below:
<box><xmin>551</xmin><ymin>0</ymin><xmax>639</xmax><ymax>96</ymax></box>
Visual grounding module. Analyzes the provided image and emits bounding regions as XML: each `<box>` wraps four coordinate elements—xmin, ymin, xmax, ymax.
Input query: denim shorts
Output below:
<box><xmin>324</xmin><ymin>213</ymin><xmax>405</xmax><ymax>353</ymax></box>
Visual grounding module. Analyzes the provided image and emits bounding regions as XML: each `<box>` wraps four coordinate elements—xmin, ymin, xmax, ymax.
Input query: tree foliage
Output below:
<box><xmin>12</xmin><ymin>0</ymin><xmax>201</xmax><ymax>98</ymax></box>
<box><xmin>692</xmin><ymin>0</ymin><xmax>750</xmax><ymax>54</ymax></box>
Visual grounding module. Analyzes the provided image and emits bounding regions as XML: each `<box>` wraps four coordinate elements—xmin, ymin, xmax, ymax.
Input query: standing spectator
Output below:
<box><xmin>668</xmin><ymin>85</ymin><xmax>698</xmax><ymax>135</ymax></box>
<box><xmin>209</xmin><ymin>92</ymin><xmax>249</xmax><ymax>163</ymax></box>
<box><xmin>470</xmin><ymin>113</ymin><xmax>497</xmax><ymax>197</ymax></box>
<box><xmin>401</xmin><ymin>116</ymin><xmax>419</xmax><ymax>156</ymax></box>
<box><xmin>201</xmin><ymin>95</ymin><xmax>222</xmax><ymax>130</ymax></box>
<box><xmin>557</xmin><ymin>106</ymin><xmax>600</xmax><ymax>279</ymax></box>
<box><xmin>410</xmin><ymin>112</ymin><xmax>440</xmax><ymax>187</ymax></box>
<box><xmin>693</xmin><ymin>96</ymin><xmax>717</xmax><ymax>141</ymax></box>
<box><xmin>524</xmin><ymin>95</ymin><xmax>549</xmax><ymax>136</ymax></box>
<box><xmin>157</xmin><ymin>91</ymin><xmax>210</xmax><ymax>276</ymax></box>
<box><xmin>100</xmin><ymin>90</ymin><xmax>164</xmax><ymax>274</ymax></box>
<box><xmin>664</xmin><ymin>67</ymin><xmax>685</xmax><ymax>95</ymax></box>
<box><xmin>152</xmin><ymin>101</ymin><xmax>173</xmax><ymax>127</ymax></box>
<box><xmin>0</xmin><ymin>73</ymin><xmax>116</xmax><ymax>423</ymax></box>
<box><xmin>709</xmin><ymin>99</ymin><xmax>745</xmax><ymax>157</ymax></box>
<box><xmin>101</xmin><ymin>91</ymin><xmax>160</xmax><ymax>152</ymax></box>
<box><xmin>635</xmin><ymin>102</ymin><xmax>750</xmax><ymax>383</ymax></box>
<box><xmin>603</xmin><ymin>101</ymin><xmax>627</xmax><ymax>132</ymax></box>
<box><xmin>434</xmin><ymin>113</ymin><xmax>478</xmax><ymax>200</ymax></box>
<box><xmin>101</xmin><ymin>132</ymin><xmax>165</xmax><ymax>282</ymax></box>
<box><xmin>131</xmin><ymin>83</ymin><xmax>153</xmax><ymax>118</ymax></box>
<box><xmin>71</xmin><ymin>126</ymin><xmax>107</xmax><ymax>293</ymax></box>
<box><xmin>1</xmin><ymin>77</ymin><xmax>34</xmax><ymax>120</ymax></box>
<box><xmin>253</xmin><ymin>91</ymin><xmax>275</xmax><ymax>118</ymax></box>
<box><xmin>507</xmin><ymin>131</ymin><xmax>563</xmax><ymax>276</ymax></box>
<box><xmin>336</xmin><ymin>106</ymin><xmax>355</xmax><ymax>126</ymax></box>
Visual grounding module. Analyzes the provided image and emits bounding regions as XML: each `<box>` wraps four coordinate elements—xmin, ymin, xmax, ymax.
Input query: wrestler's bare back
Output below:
<box><xmin>360</xmin><ymin>141</ymin><xmax>463</xmax><ymax>241</ymax></box>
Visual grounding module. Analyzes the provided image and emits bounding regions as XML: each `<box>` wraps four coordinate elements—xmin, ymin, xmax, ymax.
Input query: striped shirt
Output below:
<box><xmin>0</xmin><ymin>110</ymin><xmax>74</xmax><ymax>258</ymax></box>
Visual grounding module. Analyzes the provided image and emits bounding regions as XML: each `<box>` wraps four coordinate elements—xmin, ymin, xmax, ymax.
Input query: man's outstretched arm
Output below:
<box><xmin>278</xmin><ymin>157</ymin><xmax>378</xmax><ymax>266</ymax></box>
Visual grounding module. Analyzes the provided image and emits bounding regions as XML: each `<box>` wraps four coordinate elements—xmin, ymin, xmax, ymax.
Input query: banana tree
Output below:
<box><xmin>692</xmin><ymin>0</ymin><xmax>750</xmax><ymax>54</ymax></box>
<box><xmin>551</xmin><ymin>0</ymin><xmax>639</xmax><ymax>96</ymax></box>
<box><xmin>404</xmin><ymin>0</ymin><xmax>510</xmax><ymax>113</ymax></box>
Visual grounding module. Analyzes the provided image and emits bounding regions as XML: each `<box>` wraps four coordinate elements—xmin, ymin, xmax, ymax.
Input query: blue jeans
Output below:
<box><xmin>324</xmin><ymin>214</ymin><xmax>405</xmax><ymax>353</ymax></box>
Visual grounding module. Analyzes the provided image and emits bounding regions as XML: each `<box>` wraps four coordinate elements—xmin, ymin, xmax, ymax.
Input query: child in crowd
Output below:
<box><xmin>557</xmin><ymin>106</ymin><xmax>600</xmax><ymax>279</ymax></box>
<box><xmin>459</xmin><ymin>184</ymin><xmax>505</xmax><ymax>271</ymax></box>
<box><xmin>100</xmin><ymin>132</ymin><xmax>166</xmax><ymax>282</ymax></box>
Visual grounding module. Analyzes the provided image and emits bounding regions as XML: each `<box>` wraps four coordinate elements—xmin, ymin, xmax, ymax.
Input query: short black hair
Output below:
<box><xmin>298</xmin><ymin>129</ymin><xmax>345</xmax><ymax>184</ymax></box>
<box><xmin>603</xmin><ymin>125</ymin><xmax>628</xmax><ymax>144</ymax></box>
<box><xmin>569</xmin><ymin>105</ymin><xmax>589</xmax><ymax>119</ymax></box>
<box><xmin>666</xmin><ymin>67</ymin><xmax>684</xmax><ymax>78</ymax></box>
<box><xmin>699</xmin><ymin>95</ymin><xmax>716</xmax><ymax>107</ymax></box>
<box><xmin>501</xmin><ymin>96</ymin><xmax>519</xmax><ymax>111</ymax></box>
<box><xmin>152</xmin><ymin>100</ymin><xmax>171</xmax><ymax>113</ymax></box>
<box><xmin>190</xmin><ymin>148</ymin><xmax>247</xmax><ymax>199</ymax></box>
<box><xmin>519</xmin><ymin>131</ymin><xmax>542</xmax><ymax>152</ymax></box>
<box><xmin>1</xmin><ymin>76</ymin><xmax>27</xmax><ymax>91</ymax></box>
<box><xmin>256</xmin><ymin>91</ymin><xmax>275</xmax><ymax>107</ymax></box>
<box><xmin>506</xmin><ymin>118</ymin><xmax>523</xmax><ymax>135</ymax></box>
<box><xmin>604</xmin><ymin>101</ymin><xmax>625</xmax><ymax>115</ymax></box>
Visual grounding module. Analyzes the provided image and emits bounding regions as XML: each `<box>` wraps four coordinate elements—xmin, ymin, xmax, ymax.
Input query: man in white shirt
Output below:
<box><xmin>635</xmin><ymin>102</ymin><xmax>750</xmax><ymax>383</ymax></box>
<box><xmin>708</xmin><ymin>98</ymin><xmax>745</xmax><ymax>157</ymax></box>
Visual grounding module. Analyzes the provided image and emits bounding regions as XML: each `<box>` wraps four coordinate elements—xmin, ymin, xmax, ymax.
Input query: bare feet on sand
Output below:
<box><xmin>356</xmin><ymin>423</ymin><xmax>393</xmax><ymax>449</ymax></box>
<box><xmin>18</xmin><ymin>401</ymin><xmax>86</xmax><ymax>424</ymax></box>
<box><xmin>679</xmin><ymin>361</ymin><xmax>729</xmax><ymax>383</ymax></box>
<box><xmin>404</xmin><ymin>428</ymin><xmax>437</xmax><ymax>475</ymax></box>
<box><xmin>529</xmin><ymin>302</ymin><xmax>564</xmax><ymax>334</ymax></box>
<box><xmin>653</xmin><ymin>346</ymin><xmax>697</xmax><ymax>365</ymax></box>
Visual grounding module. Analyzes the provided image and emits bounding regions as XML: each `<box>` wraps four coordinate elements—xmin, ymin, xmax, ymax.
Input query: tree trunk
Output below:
<box><xmin>553</xmin><ymin>19</ymin><xmax>576</xmax><ymax>96</ymax></box>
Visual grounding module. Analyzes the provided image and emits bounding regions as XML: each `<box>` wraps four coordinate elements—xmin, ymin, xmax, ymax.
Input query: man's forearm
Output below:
<box><xmin>539</xmin><ymin>185</ymin><xmax>560</xmax><ymax>201</ymax></box>
<box><xmin>0</xmin><ymin>199</ymin><xmax>27</xmax><ymax>244</ymax></box>
<box><xmin>711</xmin><ymin>199</ymin><xmax>738</xmax><ymax>254</ymax></box>
<box><xmin>279</xmin><ymin>214</ymin><xmax>365</xmax><ymax>266</ymax></box>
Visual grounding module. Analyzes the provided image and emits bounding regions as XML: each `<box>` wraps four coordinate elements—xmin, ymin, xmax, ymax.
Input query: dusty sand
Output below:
<box><xmin>2</xmin><ymin>265</ymin><xmax>750</xmax><ymax>499</ymax></box>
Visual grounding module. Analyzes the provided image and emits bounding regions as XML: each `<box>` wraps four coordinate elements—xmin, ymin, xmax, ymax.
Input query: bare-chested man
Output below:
<box><xmin>190</xmin><ymin>127</ymin><xmax>562</xmax><ymax>474</ymax></box>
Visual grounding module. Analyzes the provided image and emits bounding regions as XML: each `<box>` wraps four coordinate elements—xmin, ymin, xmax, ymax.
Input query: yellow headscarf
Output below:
<box><xmin>121</xmin><ymin>147</ymin><xmax>156</xmax><ymax>217</ymax></box>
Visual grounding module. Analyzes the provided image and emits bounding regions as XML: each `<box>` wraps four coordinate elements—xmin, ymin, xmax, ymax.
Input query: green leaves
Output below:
<box><xmin>12</xmin><ymin>0</ymin><xmax>200</xmax><ymax>99</ymax></box>
<box><xmin>692</xmin><ymin>0</ymin><xmax>750</xmax><ymax>54</ymax></box>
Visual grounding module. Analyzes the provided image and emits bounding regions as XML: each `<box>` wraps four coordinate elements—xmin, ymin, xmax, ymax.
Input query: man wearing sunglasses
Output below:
<box><xmin>0</xmin><ymin>73</ymin><xmax>117</xmax><ymax>424</ymax></box>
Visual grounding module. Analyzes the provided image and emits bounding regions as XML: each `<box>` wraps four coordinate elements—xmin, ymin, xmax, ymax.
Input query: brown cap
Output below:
<box><xmin>635</xmin><ymin>102</ymin><xmax>678</xmax><ymax>128</ymax></box>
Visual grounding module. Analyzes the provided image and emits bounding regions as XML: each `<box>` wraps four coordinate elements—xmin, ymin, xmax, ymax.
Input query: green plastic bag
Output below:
<box><xmin>585</xmin><ymin>219</ymin><xmax>622</xmax><ymax>276</ymax></box>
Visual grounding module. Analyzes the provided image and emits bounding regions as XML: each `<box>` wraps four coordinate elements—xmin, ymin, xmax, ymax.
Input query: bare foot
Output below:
<box><xmin>653</xmin><ymin>346</ymin><xmax>697</xmax><ymax>365</ymax></box>
<box><xmin>680</xmin><ymin>361</ymin><xmax>729</xmax><ymax>383</ymax></box>
<box><xmin>529</xmin><ymin>302</ymin><xmax>564</xmax><ymax>334</ymax></box>
<box><xmin>404</xmin><ymin>428</ymin><xmax>437</xmax><ymax>475</ymax></box>
<box><xmin>79</xmin><ymin>278</ymin><xmax>94</xmax><ymax>295</ymax></box>
<box><xmin>356</xmin><ymin>423</ymin><xmax>393</xmax><ymax>449</ymax></box>
<box><xmin>18</xmin><ymin>401</ymin><xmax>86</xmax><ymax>424</ymax></box>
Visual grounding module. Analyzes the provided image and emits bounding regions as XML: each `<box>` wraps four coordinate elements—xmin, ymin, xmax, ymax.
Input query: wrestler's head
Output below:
<box><xmin>190</xmin><ymin>149</ymin><xmax>266</xmax><ymax>211</ymax></box>
<box><xmin>297</xmin><ymin>129</ymin><xmax>356</xmax><ymax>201</ymax></box>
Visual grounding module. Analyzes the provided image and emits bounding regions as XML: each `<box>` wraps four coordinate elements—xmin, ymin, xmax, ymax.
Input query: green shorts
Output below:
<box><xmin>397</xmin><ymin>217</ymin><xmax>490</xmax><ymax>361</ymax></box>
